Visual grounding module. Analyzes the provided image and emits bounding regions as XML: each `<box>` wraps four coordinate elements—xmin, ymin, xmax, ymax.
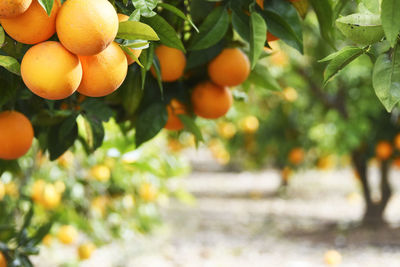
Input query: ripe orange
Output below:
<box><xmin>78</xmin><ymin>42</ymin><xmax>128</xmax><ymax>97</ymax></box>
<box><xmin>208</xmin><ymin>48</ymin><xmax>250</xmax><ymax>87</ymax></box>
<box><xmin>164</xmin><ymin>99</ymin><xmax>187</xmax><ymax>131</ymax></box>
<box><xmin>151</xmin><ymin>45</ymin><xmax>186</xmax><ymax>82</ymax></box>
<box><xmin>56</xmin><ymin>0</ymin><xmax>118</xmax><ymax>56</ymax></box>
<box><xmin>394</xmin><ymin>133</ymin><xmax>400</xmax><ymax>150</ymax></box>
<box><xmin>0</xmin><ymin>0</ymin><xmax>59</xmax><ymax>44</ymax></box>
<box><xmin>0</xmin><ymin>0</ymin><xmax>32</xmax><ymax>18</ymax></box>
<box><xmin>78</xmin><ymin>243</ymin><xmax>96</xmax><ymax>260</ymax></box>
<box><xmin>118</xmin><ymin>13</ymin><xmax>143</xmax><ymax>65</ymax></box>
<box><xmin>376</xmin><ymin>141</ymin><xmax>393</xmax><ymax>160</ymax></box>
<box><xmin>240</xmin><ymin>116</ymin><xmax>259</xmax><ymax>134</ymax></box>
<box><xmin>267</xmin><ymin>32</ymin><xmax>279</xmax><ymax>42</ymax></box>
<box><xmin>0</xmin><ymin>252</ymin><xmax>6</xmax><ymax>267</ymax></box>
<box><xmin>21</xmin><ymin>41</ymin><xmax>82</xmax><ymax>100</ymax></box>
<box><xmin>0</xmin><ymin>111</ymin><xmax>34</xmax><ymax>160</ymax></box>
<box><xmin>191</xmin><ymin>81</ymin><xmax>233</xmax><ymax>119</ymax></box>
<box><xmin>218</xmin><ymin>122</ymin><xmax>237</xmax><ymax>139</ymax></box>
<box><xmin>256</xmin><ymin>0</ymin><xmax>264</xmax><ymax>9</ymax></box>
<box><xmin>90</xmin><ymin>165</ymin><xmax>111</xmax><ymax>182</ymax></box>
<box><xmin>288</xmin><ymin>147</ymin><xmax>304</xmax><ymax>165</ymax></box>
<box><xmin>139</xmin><ymin>183</ymin><xmax>158</xmax><ymax>202</ymax></box>
<box><xmin>42</xmin><ymin>184</ymin><xmax>61</xmax><ymax>209</ymax></box>
<box><xmin>57</xmin><ymin>225</ymin><xmax>78</xmax><ymax>245</ymax></box>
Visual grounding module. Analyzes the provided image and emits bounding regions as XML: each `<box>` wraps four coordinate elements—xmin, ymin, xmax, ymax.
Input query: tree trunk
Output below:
<box><xmin>352</xmin><ymin>149</ymin><xmax>392</xmax><ymax>227</ymax></box>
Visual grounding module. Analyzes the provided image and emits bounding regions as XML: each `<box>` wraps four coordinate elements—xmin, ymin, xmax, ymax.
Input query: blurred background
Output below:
<box><xmin>2</xmin><ymin>6</ymin><xmax>400</xmax><ymax>267</ymax></box>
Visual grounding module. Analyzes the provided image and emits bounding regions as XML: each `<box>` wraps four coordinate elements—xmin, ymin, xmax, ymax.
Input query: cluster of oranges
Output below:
<box><xmin>0</xmin><ymin>0</ymin><xmax>145</xmax><ymax>160</ymax></box>
<box><xmin>160</xmin><ymin>46</ymin><xmax>251</xmax><ymax>131</ymax></box>
<box><xmin>44</xmin><ymin>225</ymin><xmax>96</xmax><ymax>260</ymax></box>
<box><xmin>31</xmin><ymin>179</ymin><xmax>65</xmax><ymax>209</ymax></box>
<box><xmin>0</xmin><ymin>0</ymin><xmax>137</xmax><ymax>100</ymax></box>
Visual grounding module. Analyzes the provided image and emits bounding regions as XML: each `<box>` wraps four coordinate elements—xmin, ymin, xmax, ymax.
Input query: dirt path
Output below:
<box><xmin>36</xmin><ymin>168</ymin><xmax>400</xmax><ymax>266</ymax></box>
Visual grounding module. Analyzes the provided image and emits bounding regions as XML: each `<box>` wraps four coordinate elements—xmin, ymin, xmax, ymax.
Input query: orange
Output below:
<box><xmin>164</xmin><ymin>99</ymin><xmax>187</xmax><ymax>131</ymax></box>
<box><xmin>267</xmin><ymin>32</ymin><xmax>279</xmax><ymax>42</ymax></box>
<box><xmin>150</xmin><ymin>45</ymin><xmax>186</xmax><ymax>82</ymax></box>
<box><xmin>240</xmin><ymin>116</ymin><xmax>259</xmax><ymax>134</ymax></box>
<box><xmin>191</xmin><ymin>81</ymin><xmax>233</xmax><ymax>119</ymax></box>
<box><xmin>56</xmin><ymin>0</ymin><xmax>118</xmax><ymax>56</ymax></box>
<box><xmin>208</xmin><ymin>48</ymin><xmax>250</xmax><ymax>87</ymax></box>
<box><xmin>42</xmin><ymin>234</ymin><xmax>53</xmax><ymax>247</ymax></box>
<box><xmin>393</xmin><ymin>158</ymin><xmax>400</xmax><ymax>168</ymax></box>
<box><xmin>0</xmin><ymin>0</ymin><xmax>32</xmax><ymax>18</ymax></box>
<box><xmin>324</xmin><ymin>250</ymin><xmax>342</xmax><ymax>266</ymax></box>
<box><xmin>78</xmin><ymin>243</ymin><xmax>96</xmax><ymax>260</ymax></box>
<box><xmin>139</xmin><ymin>183</ymin><xmax>158</xmax><ymax>202</ymax></box>
<box><xmin>288</xmin><ymin>147</ymin><xmax>304</xmax><ymax>165</ymax></box>
<box><xmin>21</xmin><ymin>41</ymin><xmax>82</xmax><ymax>100</ymax></box>
<box><xmin>0</xmin><ymin>0</ymin><xmax>59</xmax><ymax>44</ymax></box>
<box><xmin>394</xmin><ymin>133</ymin><xmax>400</xmax><ymax>150</ymax></box>
<box><xmin>42</xmin><ymin>184</ymin><xmax>61</xmax><ymax>209</ymax></box>
<box><xmin>118</xmin><ymin>13</ymin><xmax>143</xmax><ymax>65</ymax></box>
<box><xmin>57</xmin><ymin>225</ymin><xmax>78</xmax><ymax>245</ymax></box>
<box><xmin>0</xmin><ymin>111</ymin><xmax>34</xmax><ymax>160</ymax></box>
<box><xmin>90</xmin><ymin>165</ymin><xmax>111</xmax><ymax>182</ymax></box>
<box><xmin>376</xmin><ymin>141</ymin><xmax>393</xmax><ymax>160</ymax></box>
<box><xmin>78</xmin><ymin>42</ymin><xmax>128</xmax><ymax>97</ymax></box>
<box><xmin>0</xmin><ymin>252</ymin><xmax>5</xmax><ymax>267</ymax></box>
<box><xmin>218</xmin><ymin>122</ymin><xmax>236</xmax><ymax>139</ymax></box>
<box><xmin>256</xmin><ymin>0</ymin><xmax>264</xmax><ymax>9</ymax></box>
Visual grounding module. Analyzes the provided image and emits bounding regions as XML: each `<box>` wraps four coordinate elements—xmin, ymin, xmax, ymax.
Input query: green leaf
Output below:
<box><xmin>188</xmin><ymin>6</ymin><xmax>229</xmax><ymax>51</ymax></box>
<box><xmin>38</xmin><ymin>0</ymin><xmax>54</xmax><ymax>16</ymax></box>
<box><xmin>336</xmin><ymin>13</ymin><xmax>384</xmax><ymax>45</ymax></box>
<box><xmin>48</xmin><ymin>116</ymin><xmax>78</xmax><ymax>160</ymax></box>
<box><xmin>142</xmin><ymin>15</ymin><xmax>185</xmax><ymax>52</ymax></box>
<box><xmin>381</xmin><ymin>0</ymin><xmax>400</xmax><ymax>47</ymax></box>
<box><xmin>244</xmin><ymin>63</ymin><xmax>281</xmax><ymax>91</ymax></box>
<box><xmin>30</xmin><ymin>222</ymin><xmax>53</xmax><ymax>246</ymax></box>
<box><xmin>117</xmin><ymin>21</ymin><xmax>159</xmax><ymax>41</ymax></box>
<box><xmin>135</xmin><ymin>102</ymin><xmax>168</xmax><ymax>147</ymax></box>
<box><xmin>158</xmin><ymin>3</ymin><xmax>198</xmax><ymax>32</ymax></box>
<box><xmin>129</xmin><ymin>9</ymin><xmax>141</xmax><ymax>21</ymax></box>
<box><xmin>119</xmin><ymin>45</ymin><xmax>144</xmax><ymax>68</ymax></box>
<box><xmin>186</xmin><ymin>42</ymin><xmax>224</xmax><ymax>69</ymax></box>
<box><xmin>372</xmin><ymin>46</ymin><xmax>400</xmax><ymax>112</ymax></box>
<box><xmin>123</xmin><ymin>40</ymin><xmax>150</xmax><ymax>49</ymax></box>
<box><xmin>83</xmin><ymin>115</ymin><xmax>105</xmax><ymax>151</ymax></box>
<box><xmin>81</xmin><ymin>99</ymin><xmax>113</xmax><ymax>122</ymax></box>
<box><xmin>249</xmin><ymin>12</ymin><xmax>267</xmax><ymax>69</ymax></box>
<box><xmin>178</xmin><ymin>114</ymin><xmax>204</xmax><ymax>147</ymax></box>
<box><xmin>0</xmin><ymin>27</ymin><xmax>4</xmax><ymax>47</ymax></box>
<box><xmin>260</xmin><ymin>0</ymin><xmax>304</xmax><ymax>53</ymax></box>
<box><xmin>231</xmin><ymin>6</ymin><xmax>251</xmax><ymax>42</ymax></box>
<box><xmin>309</xmin><ymin>0</ymin><xmax>334</xmax><ymax>47</ymax></box>
<box><xmin>361</xmin><ymin>0</ymin><xmax>380</xmax><ymax>14</ymax></box>
<box><xmin>321</xmin><ymin>46</ymin><xmax>365</xmax><ymax>85</ymax></box>
<box><xmin>0</xmin><ymin>55</ymin><xmax>20</xmax><ymax>76</ymax></box>
<box><xmin>117</xmin><ymin>65</ymin><xmax>144</xmax><ymax>116</ymax></box>
<box><xmin>132</xmin><ymin>0</ymin><xmax>159</xmax><ymax>17</ymax></box>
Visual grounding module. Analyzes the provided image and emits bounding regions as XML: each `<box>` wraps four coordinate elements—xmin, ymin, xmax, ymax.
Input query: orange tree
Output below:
<box><xmin>0</xmin><ymin>0</ymin><xmax>325</xmax><ymax>265</ymax></box>
<box><xmin>1</xmin><ymin>0</ymin><xmax>399</xmax><ymax>264</ymax></box>
<box><xmin>209</xmin><ymin>0</ymin><xmax>400</xmax><ymax>227</ymax></box>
